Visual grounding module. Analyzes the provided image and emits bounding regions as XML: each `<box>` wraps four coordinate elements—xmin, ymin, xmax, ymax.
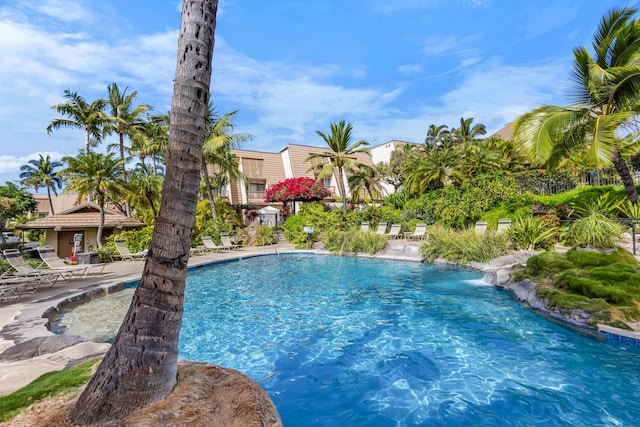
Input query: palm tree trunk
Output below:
<box><xmin>47</xmin><ymin>187</ymin><xmax>55</xmax><ymax>215</ymax></box>
<box><xmin>69</xmin><ymin>1</ymin><xmax>218</xmax><ymax>424</ymax></box>
<box><xmin>96</xmin><ymin>196</ymin><xmax>105</xmax><ymax>248</ymax></box>
<box><xmin>201</xmin><ymin>157</ymin><xmax>218</xmax><ymax>218</ymax></box>
<box><xmin>612</xmin><ymin>148</ymin><xmax>639</xmax><ymax>204</ymax></box>
<box><xmin>336</xmin><ymin>167</ymin><xmax>348</xmax><ymax>213</ymax></box>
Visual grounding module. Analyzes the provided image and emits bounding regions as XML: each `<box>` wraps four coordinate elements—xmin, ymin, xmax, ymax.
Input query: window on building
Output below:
<box><xmin>248</xmin><ymin>182</ymin><xmax>266</xmax><ymax>199</ymax></box>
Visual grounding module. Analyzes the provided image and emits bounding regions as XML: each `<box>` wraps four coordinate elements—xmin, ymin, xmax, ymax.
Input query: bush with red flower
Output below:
<box><xmin>264</xmin><ymin>177</ymin><xmax>331</xmax><ymax>205</ymax></box>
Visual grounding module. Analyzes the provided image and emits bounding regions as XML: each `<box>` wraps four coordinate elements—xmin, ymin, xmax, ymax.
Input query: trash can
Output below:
<box><xmin>77</xmin><ymin>252</ymin><xmax>100</xmax><ymax>265</ymax></box>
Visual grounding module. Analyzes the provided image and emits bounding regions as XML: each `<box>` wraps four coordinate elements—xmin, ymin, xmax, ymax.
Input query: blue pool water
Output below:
<box><xmin>177</xmin><ymin>254</ymin><xmax>640</xmax><ymax>426</ymax></box>
<box><xmin>53</xmin><ymin>253</ymin><xmax>640</xmax><ymax>425</ymax></box>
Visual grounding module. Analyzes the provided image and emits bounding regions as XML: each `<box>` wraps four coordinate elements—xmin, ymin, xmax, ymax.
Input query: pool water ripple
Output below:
<box><xmin>56</xmin><ymin>254</ymin><xmax>640</xmax><ymax>426</ymax></box>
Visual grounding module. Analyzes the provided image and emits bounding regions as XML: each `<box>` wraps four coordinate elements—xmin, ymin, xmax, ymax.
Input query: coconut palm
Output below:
<box><xmin>450</xmin><ymin>117</ymin><xmax>486</xmax><ymax>146</ymax></box>
<box><xmin>127</xmin><ymin>163</ymin><xmax>163</xmax><ymax>221</ymax></box>
<box><xmin>69</xmin><ymin>2</ymin><xmax>218</xmax><ymax>423</ymax></box>
<box><xmin>19</xmin><ymin>154</ymin><xmax>64</xmax><ymax>215</ymax></box>
<box><xmin>306</xmin><ymin>120</ymin><xmax>371</xmax><ymax>213</ymax></box>
<box><xmin>424</xmin><ymin>123</ymin><xmax>451</xmax><ymax>150</ymax></box>
<box><xmin>103</xmin><ymin>82</ymin><xmax>152</xmax><ymax>180</ymax></box>
<box><xmin>61</xmin><ymin>151</ymin><xmax>125</xmax><ymax>247</ymax></box>
<box><xmin>514</xmin><ymin>6</ymin><xmax>640</xmax><ymax>203</ymax></box>
<box><xmin>202</xmin><ymin>106</ymin><xmax>252</xmax><ymax>217</ymax></box>
<box><xmin>348</xmin><ymin>164</ymin><xmax>384</xmax><ymax>203</ymax></box>
<box><xmin>46</xmin><ymin>89</ymin><xmax>107</xmax><ymax>155</ymax></box>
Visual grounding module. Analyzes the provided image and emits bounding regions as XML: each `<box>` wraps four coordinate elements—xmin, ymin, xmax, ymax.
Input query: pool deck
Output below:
<box><xmin>0</xmin><ymin>241</ymin><xmax>426</xmax><ymax>397</ymax></box>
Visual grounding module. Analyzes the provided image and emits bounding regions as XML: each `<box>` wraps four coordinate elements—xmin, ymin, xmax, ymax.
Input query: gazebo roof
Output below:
<box><xmin>17</xmin><ymin>202</ymin><xmax>146</xmax><ymax>230</ymax></box>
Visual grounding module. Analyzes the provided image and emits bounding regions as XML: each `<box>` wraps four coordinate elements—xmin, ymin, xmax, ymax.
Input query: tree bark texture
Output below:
<box><xmin>69</xmin><ymin>1</ymin><xmax>218</xmax><ymax>424</ymax></box>
<box><xmin>611</xmin><ymin>148</ymin><xmax>639</xmax><ymax>204</ymax></box>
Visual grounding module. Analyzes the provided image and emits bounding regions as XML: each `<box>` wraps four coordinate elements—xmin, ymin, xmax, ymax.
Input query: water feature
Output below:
<box><xmin>53</xmin><ymin>254</ymin><xmax>640</xmax><ymax>426</ymax></box>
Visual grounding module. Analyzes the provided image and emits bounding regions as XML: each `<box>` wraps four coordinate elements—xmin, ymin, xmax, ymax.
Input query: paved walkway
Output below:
<box><xmin>0</xmin><ymin>241</ymin><xmax>425</xmax><ymax>397</ymax></box>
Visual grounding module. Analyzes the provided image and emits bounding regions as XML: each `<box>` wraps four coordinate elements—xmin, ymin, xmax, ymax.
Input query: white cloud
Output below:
<box><xmin>25</xmin><ymin>0</ymin><xmax>93</xmax><ymax>23</ymax></box>
<box><xmin>0</xmin><ymin>151</ymin><xmax>67</xmax><ymax>175</ymax></box>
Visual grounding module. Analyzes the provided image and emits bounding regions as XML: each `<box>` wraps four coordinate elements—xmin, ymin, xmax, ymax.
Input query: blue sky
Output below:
<box><xmin>0</xmin><ymin>0</ymin><xmax>635</xmax><ymax>185</ymax></box>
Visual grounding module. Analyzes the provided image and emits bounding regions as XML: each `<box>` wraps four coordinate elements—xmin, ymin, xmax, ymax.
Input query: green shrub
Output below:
<box><xmin>563</xmin><ymin>211</ymin><xmax>622</xmax><ymax>248</ymax></box>
<box><xmin>507</xmin><ymin>216</ymin><xmax>557</xmax><ymax>251</ymax></box>
<box><xmin>420</xmin><ymin>227</ymin><xmax>512</xmax><ymax>263</ymax></box>
<box><xmin>321</xmin><ymin>229</ymin><xmax>388</xmax><ymax>255</ymax></box>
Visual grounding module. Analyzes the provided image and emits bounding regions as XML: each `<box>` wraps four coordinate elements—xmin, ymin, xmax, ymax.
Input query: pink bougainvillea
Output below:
<box><xmin>264</xmin><ymin>177</ymin><xmax>331</xmax><ymax>204</ymax></box>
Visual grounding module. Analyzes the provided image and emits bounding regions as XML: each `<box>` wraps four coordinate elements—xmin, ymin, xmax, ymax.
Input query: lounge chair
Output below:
<box><xmin>220</xmin><ymin>233</ymin><xmax>241</xmax><ymax>250</ymax></box>
<box><xmin>114</xmin><ymin>240</ymin><xmax>147</xmax><ymax>261</ymax></box>
<box><xmin>360</xmin><ymin>222</ymin><xmax>370</xmax><ymax>232</ymax></box>
<box><xmin>497</xmin><ymin>218</ymin><xmax>512</xmax><ymax>233</ymax></box>
<box><xmin>1</xmin><ymin>249</ymin><xmax>66</xmax><ymax>283</ymax></box>
<box><xmin>375</xmin><ymin>222</ymin><xmax>388</xmax><ymax>235</ymax></box>
<box><xmin>386</xmin><ymin>223</ymin><xmax>402</xmax><ymax>239</ymax></box>
<box><xmin>406</xmin><ymin>223</ymin><xmax>428</xmax><ymax>240</ymax></box>
<box><xmin>202</xmin><ymin>235</ymin><xmax>230</xmax><ymax>252</ymax></box>
<box><xmin>36</xmin><ymin>245</ymin><xmax>106</xmax><ymax>278</ymax></box>
<box><xmin>474</xmin><ymin>221</ymin><xmax>488</xmax><ymax>233</ymax></box>
<box><xmin>0</xmin><ymin>275</ymin><xmax>54</xmax><ymax>301</ymax></box>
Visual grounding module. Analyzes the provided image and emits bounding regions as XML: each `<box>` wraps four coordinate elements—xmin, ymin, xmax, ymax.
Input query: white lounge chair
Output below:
<box><xmin>2</xmin><ymin>249</ymin><xmax>67</xmax><ymax>283</ymax></box>
<box><xmin>406</xmin><ymin>223</ymin><xmax>428</xmax><ymax>240</ymax></box>
<box><xmin>386</xmin><ymin>224</ymin><xmax>402</xmax><ymax>239</ymax></box>
<box><xmin>114</xmin><ymin>240</ymin><xmax>147</xmax><ymax>261</ymax></box>
<box><xmin>202</xmin><ymin>235</ymin><xmax>229</xmax><ymax>252</ymax></box>
<box><xmin>474</xmin><ymin>221</ymin><xmax>488</xmax><ymax>233</ymax></box>
<box><xmin>360</xmin><ymin>222</ymin><xmax>370</xmax><ymax>232</ymax></box>
<box><xmin>375</xmin><ymin>222</ymin><xmax>388</xmax><ymax>235</ymax></box>
<box><xmin>497</xmin><ymin>218</ymin><xmax>512</xmax><ymax>233</ymax></box>
<box><xmin>36</xmin><ymin>245</ymin><xmax>106</xmax><ymax>278</ymax></box>
<box><xmin>220</xmin><ymin>233</ymin><xmax>241</xmax><ymax>250</ymax></box>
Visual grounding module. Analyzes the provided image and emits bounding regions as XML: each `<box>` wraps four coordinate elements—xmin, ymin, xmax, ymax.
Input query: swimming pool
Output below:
<box><xmin>55</xmin><ymin>254</ymin><xmax>640</xmax><ymax>426</ymax></box>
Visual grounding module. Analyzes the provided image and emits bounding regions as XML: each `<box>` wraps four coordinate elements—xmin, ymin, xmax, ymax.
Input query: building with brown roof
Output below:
<box><xmin>17</xmin><ymin>202</ymin><xmax>145</xmax><ymax>258</ymax></box>
<box><xmin>222</xmin><ymin>142</ymin><xmax>402</xmax><ymax>209</ymax></box>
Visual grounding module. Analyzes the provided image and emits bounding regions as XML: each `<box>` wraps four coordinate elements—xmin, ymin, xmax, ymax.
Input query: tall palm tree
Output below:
<box><xmin>514</xmin><ymin>6</ymin><xmax>640</xmax><ymax>203</ymax></box>
<box><xmin>70</xmin><ymin>1</ymin><xmax>219</xmax><ymax>423</ymax></box>
<box><xmin>202</xmin><ymin>106</ymin><xmax>252</xmax><ymax>217</ymax></box>
<box><xmin>424</xmin><ymin>123</ymin><xmax>451</xmax><ymax>150</ymax></box>
<box><xmin>450</xmin><ymin>117</ymin><xmax>486</xmax><ymax>146</ymax></box>
<box><xmin>19</xmin><ymin>154</ymin><xmax>64</xmax><ymax>215</ymax></box>
<box><xmin>306</xmin><ymin>120</ymin><xmax>371</xmax><ymax>213</ymax></box>
<box><xmin>46</xmin><ymin>89</ymin><xmax>106</xmax><ymax>155</ymax></box>
<box><xmin>103</xmin><ymin>83</ymin><xmax>152</xmax><ymax>180</ymax></box>
<box><xmin>61</xmin><ymin>151</ymin><xmax>125</xmax><ymax>246</ymax></box>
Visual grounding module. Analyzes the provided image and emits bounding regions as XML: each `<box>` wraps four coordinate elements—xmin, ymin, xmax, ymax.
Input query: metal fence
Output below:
<box><xmin>515</xmin><ymin>166</ymin><xmax>640</xmax><ymax>195</ymax></box>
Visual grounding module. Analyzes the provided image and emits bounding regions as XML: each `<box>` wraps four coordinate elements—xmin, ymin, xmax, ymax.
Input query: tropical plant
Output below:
<box><xmin>507</xmin><ymin>216</ymin><xmax>558</xmax><ymax>251</ymax></box>
<box><xmin>0</xmin><ymin>183</ymin><xmax>37</xmax><ymax>237</ymax></box>
<box><xmin>62</xmin><ymin>151</ymin><xmax>126</xmax><ymax>247</ymax></box>
<box><xmin>19</xmin><ymin>154</ymin><xmax>64</xmax><ymax>214</ymax></box>
<box><xmin>424</xmin><ymin>123</ymin><xmax>451</xmax><ymax>150</ymax></box>
<box><xmin>69</xmin><ymin>2</ymin><xmax>218</xmax><ymax>424</ymax></box>
<box><xmin>420</xmin><ymin>226</ymin><xmax>512</xmax><ymax>263</ymax></box>
<box><xmin>376</xmin><ymin>143</ymin><xmax>418</xmax><ymax>192</ymax></box>
<box><xmin>201</xmin><ymin>106</ymin><xmax>252</xmax><ymax>217</ymax></box>
<box><xmin>564</xmin><ymin>203</ymin><xmax>623</xmax><ymax>248</ymax></box>
<box><xmin>306</xmin><ymin>120</ymin><xmax>371</xmax><ymax>213</ymax></box>
<box><xmin>514</xmin><ymin>6</ymin><xmax>640</xmax><ymax>204</ymax></box>
<box><xmin>460</xmin><ymin>141</ymin><xmax>506</xmax><ymax>177</ymax></box>
<box><xmin>103</xmin><ymin>82</ymin><xmax>152</xmax><ymax>180</ymax></box>
<box><xmin>322</xmin><ymin>229</ymin><xmax>388</xmax><ymax>255</ymax></box>
<box><xmin>46</xmin><ymin>89</ymin><xmax>107</xmax><ymax>154</ymax></box>
<box><xmin>405</xmin><ymin>148</ymin><xmax>462</xmax><ymax>193</ymax></box>
<box><xmin>126</xmin><ymin>163</ymin><xmax>164</xmax><ymax>221</ymax></box>
<box><xmin>348</xmin><ymin>164</ymin><xmax>383</xmax><ymax>203</ymax></box>
<box><xmin>450</xmin><ymin>116</ymin><xmax>486</xmax><ymax>146</ymax></box>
